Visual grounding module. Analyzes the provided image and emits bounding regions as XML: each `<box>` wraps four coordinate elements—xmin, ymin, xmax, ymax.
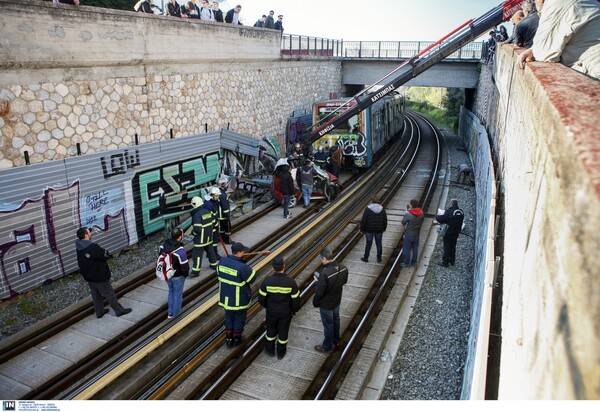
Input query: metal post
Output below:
<box><xmin>205</xmin><ymin>123</ymin><xmax>208</xmax><ymax>133</ymax></box>
<box><xmin>378</xmin><ymin>41</ymin><xmax>381</xmax><ymax>59</ymax></box>
<box><xmin>418</xmin><ymin>41</ymin><xmax>421</xmax><ymax>53</ymax></box>
<box><xmin>227</xmin><ymin>122</ymin><xmax>230</xmax><ymax>130</ymax></box>
<box><xmin>76</xmin><ymin>143</ymin><xmax>81</xmax><ymax>156</ymax></box>
<box><xmin>135</xmin><ymin>133</ymin><xmax>139</xmax><ymax>145</ymax></box>
<box><xmin>398</xmin><ymin>41</ymin><xmax>401</xmax><ymax>58</ymax></box>
<box><xmin>170</xmin><ymin>128</ymin><xmax>174</xmax><ymax>139</ymax></box>
<box><xmin>359</xmin><ymin>41</ymin><xmax>362</xmax><ymax>58</ymax></box>
<box><xmin>24</xmin><ymin>150</ymin><xmax>30</xmax><ymax>165</ymax></box>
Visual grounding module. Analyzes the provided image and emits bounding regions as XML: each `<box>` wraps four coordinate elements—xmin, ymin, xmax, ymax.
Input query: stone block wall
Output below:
<box><xmin>0</xmin><ymin>0</ymin><xmax>344</xmax><ymax>169</ymax></box>
<box><xmin>469</xmin><ymin>46</ymin><xmax>600</xmax><ymax>399</ymax></box>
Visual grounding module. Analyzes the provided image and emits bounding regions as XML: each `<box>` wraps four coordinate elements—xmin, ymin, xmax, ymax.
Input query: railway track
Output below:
<box><xmin>0</xmin><ymin>112</ymin><xmax>444</xmax><ymax>400</ymax></box>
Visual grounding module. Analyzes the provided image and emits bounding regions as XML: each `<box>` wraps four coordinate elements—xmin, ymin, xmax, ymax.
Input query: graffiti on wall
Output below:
<box><xmin>132</xmin><ymin>152</ymin><xmax>221</xmax><ymax>237</ymax></box>
<box><xmin>101</xmin><ymin>149</ymin><xmax>141</xmax><ymax>179</ymax></box>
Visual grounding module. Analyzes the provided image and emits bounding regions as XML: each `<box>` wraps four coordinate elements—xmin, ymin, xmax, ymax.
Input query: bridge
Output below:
<box><xmin>0</xmin><ymin>0</ymin><xmax>598</xmax><ymax>401</ymax></box>
<box><xmin>281</xmin><ymin>34</ymin><xmax>484</xmax><ymax>88</ymax></box>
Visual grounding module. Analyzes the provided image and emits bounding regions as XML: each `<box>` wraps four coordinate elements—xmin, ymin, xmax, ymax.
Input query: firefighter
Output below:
<box><xmin>217</xmin><ymin>178</ymin><xmax>232</xmax><ymax>244</ymax></box>
<box><xmin>204</xmin><ymin>187</ymin><xmax>222</xmax><ymax>260</ymax></box>
<box><xmin>313</xmin><ymin>146</ymin><xmax>329</xmax><ymax>170</ymax></box>
<box><xmin>190</xmin><ymin>196</ymin><xmax>217</xmax><ymax>277</ymax></box>
<box><xmin>217</xmin><ymin>242</ymin><xmax>256</xmax><ymax>347</ymax></box>
<box><xmin>258</xmin><ymin>256</ymin><xmax>300</xmax><ymax>359</ymax></box>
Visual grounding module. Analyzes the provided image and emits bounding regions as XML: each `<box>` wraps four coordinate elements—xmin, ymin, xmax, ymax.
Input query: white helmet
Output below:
<box><xmin>191</xmin><ymin>196</ymin><xmax>203</xmax><ymax>208</ymax></box>
<box><xmin>210</xmin><ymin>187</ymin><xmax>221</xmax><ymax>196</ymax></box>
<box><xmin>218</xmin><ymin>177</ymin><xmax>228</xmax><ymax>187</ymax></box>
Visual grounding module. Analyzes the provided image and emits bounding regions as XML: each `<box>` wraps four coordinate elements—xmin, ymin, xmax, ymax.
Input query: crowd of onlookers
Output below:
<box><xmin>485</xmin><ymin>0</ymin><xmax>599</xmax><ymax>81</ymax></box>
<box><xmin>51</xmin><ymin>0</ymin><xmax>285</xmax><ymax>32</ymax></box>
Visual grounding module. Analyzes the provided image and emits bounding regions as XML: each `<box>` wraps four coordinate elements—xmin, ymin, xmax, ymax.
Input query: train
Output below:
<box><xmin>310</xmin><ymin>91</ymin><xmax>405</xmax><ymax>169</ymax></box>
<box><xmin>271</xmin><ymin>91</ymin><xmax>405</xmax><ymax>207</ymax></box>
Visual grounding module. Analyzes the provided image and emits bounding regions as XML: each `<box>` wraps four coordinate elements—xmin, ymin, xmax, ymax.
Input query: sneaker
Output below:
<box><xmin>285</xmin><ymin>213</ymin><xmax>293</xmax><ymax>219</ymax></box>
<box><xmin>314</xmin><ymin>344</ymin><xmax>332</xmax><ymax>354</ymax></box>
<box><xmin>97</xmin><ymin>308</ymin><xmax>109</xmax><ymax>319</ymax></box>
<box><xmin>360</xmin><ymin>257</ymin><xmax>368</xmax><ymax>263</ymax></box>
<box><xmin>116</xmin><ymin>308</ymin><xmax>132</xmax><ymax>317</ymax></box>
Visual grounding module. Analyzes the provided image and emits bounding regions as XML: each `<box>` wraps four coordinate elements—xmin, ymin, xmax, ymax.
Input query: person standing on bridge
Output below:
<box><xmin>259</xmin><ymin>256</ymin><xmax>300</xmax><ymax>359</ymax></box>
<box><xmin>212</xmin><ymin>1</ymin><xmax>223</xmax><ymax>22</ymax></box>
<box><xmin>360</xmin><ymin>194</ymin><xmax>388</xmax><ymax>263</ymax></box>
<box><xmin>435</xmin><ymin>199</ymin><xmax>464</xmax><ymax>268</ymax></box>
<box><xmin>198</xmin><ymin>0</ymin><xmax>215</xmax><ymax>21</ymax></box>
<box><xmin>217</xmin><ymin>242</ymin><xmax>256</xmax><ymax>347</ymax></box>
<box><xmin>190</xmin><ymin>196</ymin><xmax>218</xmax><ymax>277</ymax></box>
<box><xmin>274</xmin><ymin>15</ymin><xmax>284</xmax><ymax>32</ymax></box>
<box><xmin>265</xmin><ymin>10</ymin><xmax>274</xmax><ymax>29</ymax></box>
<box><xmin>75</xmin><ymin>228</ymin><xmax>132</xmax><ymax>318</ymax></box>
<box><xmin>166</xmin><ymin>0</ymin><xmax>182</xmax><ymax>17</ymax></box>
<box><xmin>225</xmin><ymin>5</ymin><xmax>243</xmax><ymax>25</ymax></box>
<box><xmin>401</xmin><ymin>199</ymin><xmax>425</xmax><ymax>268</ymax></box>
<box><xmin>313</xmin><ymin>248</ymin><xmax>348</xmax><ymax>354</ymax></box>
<box><xmin>159</xmin><ymin>228</ymin><xmax>189</xmax><ymax>319</ymax></box>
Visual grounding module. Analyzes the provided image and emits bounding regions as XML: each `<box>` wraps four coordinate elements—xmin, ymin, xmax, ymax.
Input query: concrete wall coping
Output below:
<box><xmin>501</xmin><ymin>44</ymin><xmax>600</xmax><ymax>199</ymax></box>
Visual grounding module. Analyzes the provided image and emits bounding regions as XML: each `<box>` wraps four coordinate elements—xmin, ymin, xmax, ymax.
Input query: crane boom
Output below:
<box><xmin>304</xmin><ymin>0</ymin><xmax>523</xmax><ymax>145</ymax></box>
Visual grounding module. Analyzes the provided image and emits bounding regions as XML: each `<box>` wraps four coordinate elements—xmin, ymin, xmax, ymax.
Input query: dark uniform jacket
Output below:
<box><xmin>159</xmin><ymin>238</ymin><xmax>189</xmax><ymax>278</ymax></box>
<box><xmin>360</xmin><ymin>203</ymin><xmax>388</xmax><ymax>234</ymax></box>
<box><xmin>138</xmin><ymin>0</ymin><xmax>154</xmax><ymax>14</ymax></box>
<box><xmin>75</xmin><ymin>239</ymin><xmax>112</xmax><ymax>283</ymax></box>
<box><xmin>258</xmin><ymin>272</ymin><xmax>300</xmax><ymax>318</ymax></box>
<box><xmin>314</xmin><ymin>261</ymin><xmax>348</xmax><ymax>310</ymax></box>
<box><xmin>166</xmin><ymin>2</ymin><xmax>182</xmax><ymax>17</ymax></box>
<box><xmin>204</xmin><ymin>197</ymin><xmax>220</xmax><ymax>237</ymax></box>
<box><xmin>279</xmin><ymin>169</ymin><xmax>296</xmax><ymax>196</ymax></box>
<box><xmin>313</xmin><ymin>151</ymin><xmax>329</xmax><ymax>169</ymax></box>
<box><xmin>217</xmin><ymin>255</ymin><xmax>256</xmax><ymax>310</ymax></box>
<box><xmin>435</xmin><ymin>206</ymin><xmax>464</xmax><ymax>235</ymax></box>
<box><xmin>265</xmin><ymin>15</ymin><xmax>274</xmax><ymax>29</ymax></box>
<box><xmin>214</xmin><ymin>9</ymin><xmax>224</xmax><ymax>22</ymax></box>
<box><xmin>191</xmin><ymin>205</ymin><xmax>214</xmax><ymax>246</ymax></box>
<box><xmin>218</xmin><ymin>188</ymin><xmax>230</xmax><ymax>220</ymax></box>
<box><xmin>516</xmin><ymin>12</ymin><xmax>539</xmax><ymax>48</ymax></box>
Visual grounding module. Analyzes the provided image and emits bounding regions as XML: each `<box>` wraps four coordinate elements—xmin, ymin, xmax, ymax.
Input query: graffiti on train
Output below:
<box><xmin>317</xmin><ymin>133</ymin><xmax>368</xmax><ymax>157</ymax></box>
<box><xmin>132</xmin><ymin>152</ymin><xmax>221</xmax><ymax>237</ymax></box>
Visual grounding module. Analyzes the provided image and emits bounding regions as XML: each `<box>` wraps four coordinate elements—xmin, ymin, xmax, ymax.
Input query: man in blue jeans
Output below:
<box><xmin>296</xmin><ymin>159</ymin><xmax>318</xmax><ymax>208</ymax></box>
<box><xmin>313</xmin><ymin>248</ymin><xmax>348</xmax><ymax>353</ymax></box>
<box><xmin>401</xmin><ymin>199</ymin><xmax>424</xmax><ymax>267</ymax></box>
<box><xmin>360</xmin><ymin>194</ymin><xmax>388</xmax><ymax>263</ymax></box>
<box><xmin>159</xmin><ymin>228</ymin><xmax>190</xmax><ymax>319</ymax></box>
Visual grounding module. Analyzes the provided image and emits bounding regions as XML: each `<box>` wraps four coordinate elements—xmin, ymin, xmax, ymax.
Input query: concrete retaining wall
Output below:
<box><xmin>466</xmin><ymin>46</ymin><xmax>600</xmax><ymax>399</ymax></box>
<box><xmin>0</xmin><ymin>0</ymin><xmax>344</xmax><ymax>169</ymax></box>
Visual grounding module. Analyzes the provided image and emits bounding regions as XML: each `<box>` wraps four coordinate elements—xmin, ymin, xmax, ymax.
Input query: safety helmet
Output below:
<box><xmin>210</xmin><ymin>187</ymin><xmax>221</xmax><ymax>196</ymax></box>
<box><xmin>295</xmin><ymin>143</ymin><xmax>301</xmax><ymax>149</ymax></box>
<box><xmin>318</xmin><ymin>146</ymin><xmax>323</xmax><ymax>152</ymax></box>
<box><xmin>218</xmin><ymin>177</ymin><xmax>227</xmax><ymax>187</ymax></box>
<box><xmin>191</xmin><ymin>196</ymin><xmax>203</xmax><ymax>208</ymax></box>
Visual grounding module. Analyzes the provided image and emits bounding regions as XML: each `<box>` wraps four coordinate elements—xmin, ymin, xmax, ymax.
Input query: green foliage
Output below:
<box><xmin>405</xmin><ymin>87</ymin><xmax>464</xmax><ymax>132</ymax></box>
<box><xmin>16</xmin><ymin>296</ymin><xmax>48</xmax><ymax>317</ymax></box>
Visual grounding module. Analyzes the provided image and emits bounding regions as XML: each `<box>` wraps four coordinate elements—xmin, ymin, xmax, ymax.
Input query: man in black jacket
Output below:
<box><xmin>258</xmin><ymin>256</ymin><xmax>300</xmax><ymax>359</ymax></box>
<box><xmin>278</xmin><ymin>162</ymin><xmax>295</xmax><ymax>219</ymax></box>
<box><xmin>313</xmin><ymin>248</ymin><xmax>348</xmax><ymax>353</ymax></box>
<box><xmin>75</xmin><ymin>228</ymin><xmax>132</xmax><ymax>318</ymax></box>
<box><xmin>360</xmin><ymin>194</ymin><xmax>388</xmax><ymax>263</ymax></box>
<box><xmin>296</xmin><ymin>159</ymin><xmax>319</xmax><ymax>208</ymax></box>
<box><xmin>225</xmin><ymin>5</ymin><xmax>242</xmax><ymax>24</ymax></box>
<box><xmin>435</xmin><ymin>199</ymin><xmax>465</xmax><ymax>267</ymax></box>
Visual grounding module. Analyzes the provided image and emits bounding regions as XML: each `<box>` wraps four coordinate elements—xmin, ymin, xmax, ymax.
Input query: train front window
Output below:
<box><xmin>317</xmin><ymin>106</ymin><xmax>359</xmax><ymax>133</ymax></box>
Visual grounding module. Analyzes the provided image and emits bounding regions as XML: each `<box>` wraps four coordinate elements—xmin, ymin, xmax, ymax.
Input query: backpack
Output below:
<box><xmin>156</xmin><ymin>251</ymin><xmax>175</xmax><ymax>281</ymax></box>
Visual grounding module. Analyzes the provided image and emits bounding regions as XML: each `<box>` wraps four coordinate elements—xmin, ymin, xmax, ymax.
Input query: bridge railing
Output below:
<box><xmin>281</xmin><ymin>34</ymin><xmax>343</xmax><ymax>57</ymax></box>
<box><xmin>342</xmin><ymin>40</ymin><xmax>485</xmax><ymax>60</ymax></box>
<box><xmin>281</xmin><ymin>35</ymin><xmax>485</xmax><ymax>61</ymax></box>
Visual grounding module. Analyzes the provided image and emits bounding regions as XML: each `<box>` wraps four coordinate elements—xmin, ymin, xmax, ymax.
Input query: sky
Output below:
<box><xmin>205</xmin><ymin>0</ymin><xmax>514</xmax><ymax>42</ymax></box>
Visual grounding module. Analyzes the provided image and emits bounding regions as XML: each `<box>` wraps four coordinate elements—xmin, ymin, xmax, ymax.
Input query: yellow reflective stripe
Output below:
<box><xmin>277</xmin><ymin>338</ymin><xmax>288</xmax><ymax>344</ymax></box>
<box><xmin>219</xmin><ymin>266</ymin><xmax>238</xmax><ymax>276</ymax></box>
<box><xmin>218</xmin><ymin>277</ymin><xmax>246</xmax><ymax>287</ymax></box>
<box><xmin>291</xmin><ymin>291</ymin><xmax>299</xmax><ymax>298</ymax></box>
<box><xmin>259</xmin><ymin>289</ymin><xmax>267</xmax><ymax>296</ymax></box>
<box><xmin>246</xmin><ymin>270</ymin><xmax>256</xmax><ymax>283</ymax></box>
<box><xmin>218</xmin><ymin>301</ymin><xmax>251</xmax><ymax>310</ymax></box>
<box><xmin>202</xmin><ymin>213</ymin><xmax>212</xmax><ymax>219</ymax></box>
<box><xmin>194</xmin><ymin>242</ymin><xmax>211</xmax><ymax>247</ymax></box>
<box><xmin>266</xmin><ymin>335</ymin><xmax>277</xmax><ymax>341</ymax></box>
<box><xmin>266</xmin><ymin>286</ymin><xmax>293</xmax><ymax>294</ymax></box>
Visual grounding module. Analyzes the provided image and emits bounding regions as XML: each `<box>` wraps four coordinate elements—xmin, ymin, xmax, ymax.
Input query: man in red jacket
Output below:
<box><xmin>401</xmin><ymin>199</ymin><xmax>425</xmax><ymax>267</ymax></box>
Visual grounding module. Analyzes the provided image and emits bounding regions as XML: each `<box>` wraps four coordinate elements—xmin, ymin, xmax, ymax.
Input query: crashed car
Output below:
<box><xmin>270</xmin><ymin>158</ymin><xmax>342</xmax><ymax>208</ymax></box>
